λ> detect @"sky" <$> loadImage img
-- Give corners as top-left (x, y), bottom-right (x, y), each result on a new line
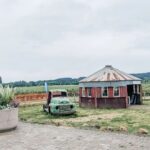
top-left (0, 0), bottom-right (150, 83)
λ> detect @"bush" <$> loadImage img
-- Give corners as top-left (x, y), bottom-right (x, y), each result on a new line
top-left (0, 84), bottom-right (16, 109)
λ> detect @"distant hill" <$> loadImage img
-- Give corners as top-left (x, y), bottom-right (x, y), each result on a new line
top-left (132, 72), bottom-right (150, 80)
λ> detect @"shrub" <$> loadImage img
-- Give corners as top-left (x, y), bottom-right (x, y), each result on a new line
top-left (0, 84), bottom-right (17, 109)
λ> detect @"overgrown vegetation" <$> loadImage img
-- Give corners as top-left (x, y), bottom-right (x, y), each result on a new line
top-left (19, 100), bottom-right (150, 135)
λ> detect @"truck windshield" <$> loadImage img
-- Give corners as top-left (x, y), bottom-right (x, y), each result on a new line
top-left (52, 92), bottom-right (67, 97)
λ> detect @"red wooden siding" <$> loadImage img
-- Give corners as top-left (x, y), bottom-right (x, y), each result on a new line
top-left (97, 97), bottom-right (127, 108)
top-left (120, 86), bottom-right (127, 97)
top-left (80, 97), bottom-right (128, 108)
top-left (91, 88), bottom-right (96, 97)
top-left (80, 97), bottom-right (96, 108)
top-left (79, 85), bottom-right (132, 108)
top-left (85, 88), bottom-right (88, 97)
top-left (96, 87), bottom-right (101, 98)
top-left (108, 87), bottom-right (113, 97)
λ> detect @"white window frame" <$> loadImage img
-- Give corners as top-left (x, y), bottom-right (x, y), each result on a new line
top-left (113, 87), bottom-right (120, 97)
top-left (102, 87), bottom-right (108, 97)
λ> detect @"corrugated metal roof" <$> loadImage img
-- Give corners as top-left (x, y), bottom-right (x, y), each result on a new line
top-left (80, 65), bottom-right (141, 82)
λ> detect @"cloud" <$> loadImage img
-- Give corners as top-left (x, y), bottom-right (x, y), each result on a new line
top-left (0, 0), bottom-right (150, 82)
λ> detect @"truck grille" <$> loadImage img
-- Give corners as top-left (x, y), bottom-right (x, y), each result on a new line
top-left (59, 105), bottom-right (71, 112)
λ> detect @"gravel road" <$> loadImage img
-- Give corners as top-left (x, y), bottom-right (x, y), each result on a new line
top-left (0, 122), bottom-right (149, 150)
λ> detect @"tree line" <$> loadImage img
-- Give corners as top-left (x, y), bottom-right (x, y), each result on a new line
top-left (1, 72), bottom-right (150, 88)
top-left (3, 77), bottom-right (85, 87)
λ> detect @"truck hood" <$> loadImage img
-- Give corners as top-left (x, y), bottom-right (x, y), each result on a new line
top-left (51, 97), bottom-right (70, 104)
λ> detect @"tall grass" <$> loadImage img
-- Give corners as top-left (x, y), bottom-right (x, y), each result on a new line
top-left (0, 84), bottom-right (15, 108)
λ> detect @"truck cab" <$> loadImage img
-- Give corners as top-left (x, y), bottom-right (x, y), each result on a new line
top-left (43, 89), bottom-right (76, 115)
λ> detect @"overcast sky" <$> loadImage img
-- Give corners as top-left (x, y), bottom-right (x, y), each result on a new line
top-left (0, 0), bottom-right (150, 82)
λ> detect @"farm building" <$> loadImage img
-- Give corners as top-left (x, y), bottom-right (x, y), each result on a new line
top-left (79, 65), bottom-right (142, 108)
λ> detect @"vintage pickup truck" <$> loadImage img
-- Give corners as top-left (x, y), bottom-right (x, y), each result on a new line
top-left (43, 89), bottom-right (76, 115)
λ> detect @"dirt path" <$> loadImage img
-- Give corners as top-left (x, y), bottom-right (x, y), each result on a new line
top-left (0, 122), bottom-right (149, 150)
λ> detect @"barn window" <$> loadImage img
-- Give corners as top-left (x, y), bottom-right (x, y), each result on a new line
top-left (102, 87), bottom-right (108, 97)
top-left (87, 88), bottom-right (92, 97)
top-left (82, 88), bottom-right (85, 97)
top-left (114, 87), bottom-right (120, 97)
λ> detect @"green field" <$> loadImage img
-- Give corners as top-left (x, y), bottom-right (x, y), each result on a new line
top-left (19, 100), bottom-right (150, 135)
top-left (15, 83), bottom-right (150, 96)
top-left (143, 84), bottom-right (150, 96)
top-left (15, 85), bottom-right (78, 95)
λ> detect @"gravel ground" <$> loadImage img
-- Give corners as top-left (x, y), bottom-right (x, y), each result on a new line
top-left (0, 122), bottom-right (150, 150)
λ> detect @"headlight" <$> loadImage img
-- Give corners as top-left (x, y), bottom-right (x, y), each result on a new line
top-left (56, 106), bottom-right (59, 109)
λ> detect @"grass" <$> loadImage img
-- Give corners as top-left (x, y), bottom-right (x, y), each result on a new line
top-left (19, 100), bottom-right (150, 135)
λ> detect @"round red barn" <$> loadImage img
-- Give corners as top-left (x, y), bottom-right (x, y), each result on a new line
top-left (79, 65), bottom-right (142, 108)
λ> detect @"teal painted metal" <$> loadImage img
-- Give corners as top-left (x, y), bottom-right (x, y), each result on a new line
top-left (50, 97), bottom-right (76, 115)
top-left (43, 89), bottom-right (76, 115)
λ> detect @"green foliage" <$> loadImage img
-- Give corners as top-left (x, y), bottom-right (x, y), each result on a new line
top-left (0, 84), bottom-right (15, 108)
